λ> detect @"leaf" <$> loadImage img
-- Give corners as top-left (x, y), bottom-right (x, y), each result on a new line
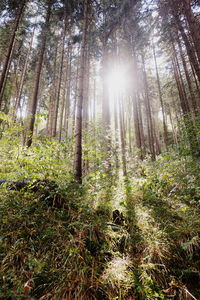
top-left (119, 201), bottom-right (126, 207)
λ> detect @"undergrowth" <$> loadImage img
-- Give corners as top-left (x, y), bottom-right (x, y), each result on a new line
top-left (0, 128), bottom-right (200, 299)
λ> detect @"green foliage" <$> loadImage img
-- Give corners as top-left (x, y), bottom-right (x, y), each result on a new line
top-left (129, 151), bottom-right (200, 298)
top-left (0, 179), bottom-right (110, 299)
top-left (0, 114), bottom-right (73, 182)
top-left (177, 112), bottom-right (200, 158)
top-left (0, 116), bottom-right (200, 298)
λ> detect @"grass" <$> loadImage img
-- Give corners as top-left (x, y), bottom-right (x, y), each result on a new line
top-left (0, 135), bottom-right (200, 299)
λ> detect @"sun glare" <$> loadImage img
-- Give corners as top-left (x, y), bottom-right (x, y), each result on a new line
top-left (107, 67), bottom-right (128, 97)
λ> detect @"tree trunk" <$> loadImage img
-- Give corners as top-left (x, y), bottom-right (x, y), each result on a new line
top-left (182, 0), bottom-right (200, 64)
top-left (152, 41), bottom-right (168, 147)
top-left (133, 93), bottom-right (143, 159)
top-left (46, 42), bottom-right (58, 137)
top-left (118, 97), bottom-right (127, 177)
top-left (25, 0), bottom-right (52, 147)
top-left (114, 96), bottom-right (120, 169)
top-left (0, 0), bottom-right (26, 108)
top-left (172, 58), bottom-right (200, 157)
top-left (13, 27), bottom-right (35, 119)
top-left (142, 57), bottom-right (156, 161)
top-left (52, 20), bottom-right (67, 137)
top-left (177, 33), bottom-right (198, 112)
top-left (72, 63), bottom-right (79, 136)
top-left (173, 10), bottom-right (200, 83)
top-left (74, 0), bottom-right (90, 183)
top-left (101, 41), bottom-right (112, 172)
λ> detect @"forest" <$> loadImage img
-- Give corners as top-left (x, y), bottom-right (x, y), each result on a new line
top-left (0, 0), bottom-right (200, 299)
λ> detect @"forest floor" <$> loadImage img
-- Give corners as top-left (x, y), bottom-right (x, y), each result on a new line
top-left (93, 176), bottom-right (200, 300)
top-left (0, 143), bottom-right (200, 299)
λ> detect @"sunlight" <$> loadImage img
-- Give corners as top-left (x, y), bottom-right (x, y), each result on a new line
top-left (107, 66), bottom-right (128, 96)
top-left (101, 256), bottom-right (133, 290)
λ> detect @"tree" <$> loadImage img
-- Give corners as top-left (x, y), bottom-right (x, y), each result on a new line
top-left (0, 0), bottom-right (27, 109)
top-left (74, 0), bottom-right (90, 183)
top-left (25, 0), bottom-right (52, 147)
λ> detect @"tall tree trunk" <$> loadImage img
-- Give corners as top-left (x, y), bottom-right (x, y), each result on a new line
top-left (83, 44), bottom-right (91, 175)
top-left (74, 0), bottom-right (90, 183)
top-left (190, 59), bottom-right (200, 107)
top-left (172, 58), bottom-right (189, 115)
top-left (13, 27), bottom-right (35, 119)
top-left (173, 10), bottom-right (200, 83)
top-left (168, 104), bottom-right (178, 145)
top-left (0, 0), bottom-right (26, 108)
top-left (177, 33), bottom-right (198, 112)
top-left (118, 97), bottom-right (127, 177)
top-left (152, 42), bottom-right (168, 147)
top-left (101, 41), bottom-right (112, 172)
top-left (59, 45), bottom-right (70, 142)
top-left (114, 96), bottom-right (120, 169)
top-left (182, 0), bottom-right (200, 64)
top-left (52, 19), bottom-right (67, 137)
top-left (46, 42), bottom-right (58, 137)
top-left (142, 57), bottom-right (156, 161)
top-left (137, 94), bottom-right (146, 158)
top-left (63, 45), bottom-right (72, 138)
top-left (133, 93), bottom-right (143, 159)
top-left (172, 58), bottom-right (200, 157)
top-left (72, 63), bottom-right (79, 136)
top-left (172, 39), bottom-right (191, 114)
top-left (25, 0), bottom-right (52, 147)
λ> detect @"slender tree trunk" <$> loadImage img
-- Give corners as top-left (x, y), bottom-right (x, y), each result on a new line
top-left (59, 45), bottom-right (70, 142)
top-left (101, 41), bottom-right (112, 172)
top-left (182, 0), bottom-right (200, 64)
top-left (137, 94), bottom-right (146, 158)
top-left (92, 69), bottom-right (96, 123)
top-left (142, 57), bottom-right (156, 161)
top-left (118, 97), bottom-right (127, 177)
top-left (177, 33), bottom-right (197, 112)
top-left (174, 11), bottom-right (200, 83)
top-left (114, 96), bottom-right (120, 169)
top-left (152, 42), bottom-right (168, 147)
top-left (13, 27), bottom-right (35, 119)
top-left (64, 45), bottom-right (72, 138)
top-left (25, 0), bottom-right (52, 147)
top-left (128, 103), bottom-right (132, 156)
top-left (46, 42), bottom-right (58, 137)
top-left (168, 104), bottom-right (178, 145)
top-left (72, 63), bottom-right (79, 136)
top-left (83, 44), bottom-right (91, 175)
top-left (133, 93), bottom-right (143, 159)
top-left (172, 58), bottom-right (189, 115)
top-left (74, 0), bottom-right (90, 183)
top-left (190, 60), bottom-right (200, 106)
top-left (172, 58), bottom-right (200, 157)
top-left (172, 42), bottom-right (191, 114)
top-left (52, 20), bottom-right (67, 137)
top-left (0, 0), bottom-right (26, 108)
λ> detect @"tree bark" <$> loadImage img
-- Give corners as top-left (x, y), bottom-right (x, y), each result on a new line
top-left (25, 0), bottom-right (52, 147)
top-left (74, 0), bottom-right (90, 183)
top-left (52, 19), bottom-right (67, 137)
top-left (13, 27), bottom-right (35, 119)
top-left (118, 97), bottom-right (127, 177)
top-left (142, 56), bottom-right (156, 161)
top-left (0, 0), bottom-right (26, 108)
top-left (182, 0), bottom-right (200, 64)
top-left (173, 7), bottom-right (200, 83)
top-left (152, 42), bottom-right (168, 147)
top-left (177, 33), bottom-right (198, 112)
